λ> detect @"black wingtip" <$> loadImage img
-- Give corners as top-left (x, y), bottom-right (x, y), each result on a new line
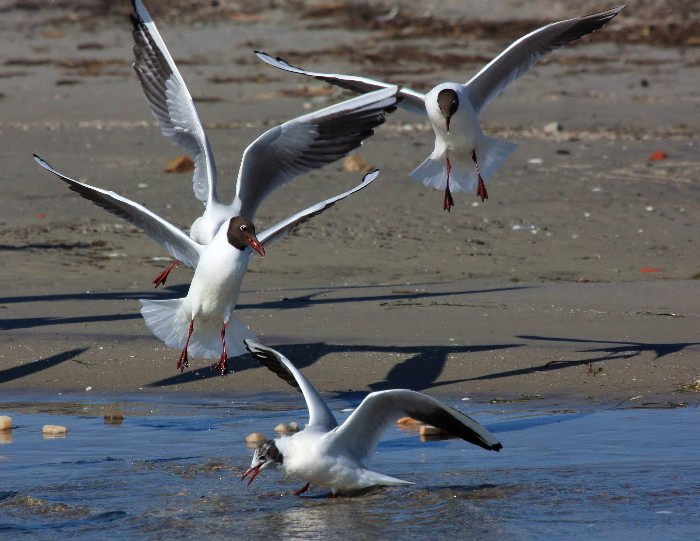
top-left (32, 153), bottom-right (48, 167)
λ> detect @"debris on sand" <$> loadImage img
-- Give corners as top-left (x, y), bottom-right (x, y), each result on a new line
top-left (245, 432), bottom-right (267, 442)
top-left (42, 425), bottom-right (68, 437)
top-left (164, 156), bottom-right (194, 174)
top-left (342, 154), bottom-right (372, 173)
top-left (274, 422), bottom-right (299, 434)
top-left (0, 416), bottom-right (12, 430)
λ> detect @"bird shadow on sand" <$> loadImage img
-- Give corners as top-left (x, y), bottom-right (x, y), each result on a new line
top-left (145, 341), bottom-right (522, 390)
top-left (461, 334), bottom-right (700, 382)
top-left (0, 347), bottom-right (88, 384)
top-left (237, 285), bottom-right (531, 311)
top-left (0, 280), bottom-right (451, 305)
top-left (0, 284), bottom-right (531, 331)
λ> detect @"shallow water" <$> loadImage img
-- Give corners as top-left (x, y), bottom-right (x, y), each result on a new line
top-left (0, 392), bottom-right (698, 540)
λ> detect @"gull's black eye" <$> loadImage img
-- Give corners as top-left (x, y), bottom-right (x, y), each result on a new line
top-left (240, 225), bottom-right (247, 232)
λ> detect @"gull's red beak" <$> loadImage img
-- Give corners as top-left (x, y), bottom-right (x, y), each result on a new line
top-left (445, 115), bottom-right (451, 133)
top-left (241, 463), bottom-right (263, 486)
top-left (245, 233), bottom-right (265, 258)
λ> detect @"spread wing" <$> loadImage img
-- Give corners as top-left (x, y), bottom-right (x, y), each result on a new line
top-left (255, 51), bottom-right (427, 116)
top-left (256, 169), bottom-right (379, 248)
top-left (131, 0), bottom-right (218, 207)
top-left (328, 389), bottom-right (502, 461)
top-left (33, 154), bottom-right (202, 268)
top-left (233, 87), bottom-right (396, 221)
top-left (465, 6), bottom-right (625, 114)
top-left (244, 340), bottom-right (338, 430)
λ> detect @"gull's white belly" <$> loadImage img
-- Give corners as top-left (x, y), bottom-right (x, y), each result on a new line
top-left (186, 245), bottom-right (248, 320)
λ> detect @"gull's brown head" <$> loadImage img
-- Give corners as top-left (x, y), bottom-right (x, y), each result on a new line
top-left (227, 216), bottom-right (265, 257)
top-left (437, 89), bottom-right (459, 132)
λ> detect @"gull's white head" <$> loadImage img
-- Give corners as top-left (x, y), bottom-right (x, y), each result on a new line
top-left (241, 440), bottom-right (283, 486)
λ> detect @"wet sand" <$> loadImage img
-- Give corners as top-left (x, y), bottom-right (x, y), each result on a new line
top-left (1, 1), bottom-right (698, 402)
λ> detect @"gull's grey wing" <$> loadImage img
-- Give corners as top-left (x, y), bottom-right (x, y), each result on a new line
top-left (131, 0), bottom-right (218, 207)
top-left (328, 389), bottom-right (502, 460)
top-left (33, 154), bottom-right (202, 268)
top-left (465, 5), bottom-right (625, 114)
top-left (256, 169), bottom-right (378, 248)
top-left (233, 87), bottom-right (396, 221)
top-left (255, 51), bottom-right (427, 116)
top-left (244, 340), bottom-right (338, 430)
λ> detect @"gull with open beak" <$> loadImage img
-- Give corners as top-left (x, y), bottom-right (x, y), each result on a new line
top-left (242, 340), bottom-right (502, 495)
top-left (34, 154), bottom-right (379, 376)
top-left (130, 0), bottom-right (399, 286)
top-left (256, 6), bottom-right (625, 210)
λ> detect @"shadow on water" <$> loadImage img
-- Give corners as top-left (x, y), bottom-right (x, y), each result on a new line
top-left (462, 335), bottom-right (700, 382)
top-left (0, 285), bottom-right (532, 331)
top-left (146, 341), bottom-right (523, 391)
top-left (0, 348), bottom-right (88, 384)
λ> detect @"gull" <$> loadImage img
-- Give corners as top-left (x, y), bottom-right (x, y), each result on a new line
top-left (130, 0), bottom-right (399, 286)
top-left (33, 154), bottom-right (379, 376)
top-left (241, 340), bottom-right (502, 495)
top-left (256, 6), bottom-right (625, 211)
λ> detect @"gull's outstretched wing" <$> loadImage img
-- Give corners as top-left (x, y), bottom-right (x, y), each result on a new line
top-left (131, 0), bottom-right (218, 207)
top-left (465, 6), bottom-right (625, 114)
top-left (244, 340), bottom-right (338, 430)
top-left (328, 389), bottom-right (502, 460)
top-left (255, 51), bottom-right (427, 116)
top-left (233, 87), bottom-right (396, 221)
top-left (256, 169), bottom-right (378, 248)
top-left (33, 154), bottom-right (202, 268)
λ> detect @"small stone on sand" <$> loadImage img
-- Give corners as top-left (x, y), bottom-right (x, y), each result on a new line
top-left (164, 155), bottom-right (195, 173)
top-left (396, 417), bottom-right (421, 425)
top-left (274, 422), bottom-right (300, 434)
top-left (246, 432), bottom-right (266, 445)
top-left (342, 154), bottom-right (371, 173)
top-left (544, 121), bottom-right (562, 133)
top-left (104, 412), bottom-right (124, 425)
top-left (0, 416), bottom-right (12, 430)
top-left (419, 425), bottom-right (449, 436)
top-left (42, 425), bottom-right (68, 437)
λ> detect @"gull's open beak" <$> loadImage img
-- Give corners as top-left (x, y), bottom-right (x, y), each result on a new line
top-left (245, 233), bottom-right (265, 258)
top-left (241, 463), bottom-right (263, 486)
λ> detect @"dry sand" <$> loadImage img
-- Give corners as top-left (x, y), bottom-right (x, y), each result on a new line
top-left (1, 1), bottom-right (698, 403)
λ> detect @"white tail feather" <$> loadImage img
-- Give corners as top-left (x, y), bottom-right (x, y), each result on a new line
top-left (140, 298), bottom-right (190, 350)
top-left (224, 313), bottom-right (258, 359)
top-left (140, 298), bottom-right (256, 360)
top-left (410, 135), bottom-right (516, 193)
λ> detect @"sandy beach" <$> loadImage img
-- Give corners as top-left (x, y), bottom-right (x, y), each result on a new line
top-left (1, 0), bottom-right (698, 403)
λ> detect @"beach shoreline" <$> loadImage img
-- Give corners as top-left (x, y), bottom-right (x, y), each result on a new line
top-left (1, 1), bottom-right (698, 404)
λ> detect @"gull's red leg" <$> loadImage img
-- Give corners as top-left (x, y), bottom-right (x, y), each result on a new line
top-left (443, 157), bottom-right (454, 212)
top-left (215, 322), bottom-right (228, 376)
top-left (153, 259), bottom-right (180, 288)
top-left (472, 149), bottom-right (488, 202)
top-left (176, 319), bottom-right (194, 372)
top-left (293, 482), bottom-right (311, 496)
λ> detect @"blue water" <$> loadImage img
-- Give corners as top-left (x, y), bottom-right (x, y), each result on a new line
top-left (1, 392), bottom-right (698, 540)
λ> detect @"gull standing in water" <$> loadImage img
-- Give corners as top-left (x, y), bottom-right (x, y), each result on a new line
top-left (242, 340), bottom-right (502, 495)
top-left (130, 0), bottom-right (399, 286)
top-left (34, 154), bottom-right (379, 376)
top-left (256, 6), bottom-right (625, 210)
